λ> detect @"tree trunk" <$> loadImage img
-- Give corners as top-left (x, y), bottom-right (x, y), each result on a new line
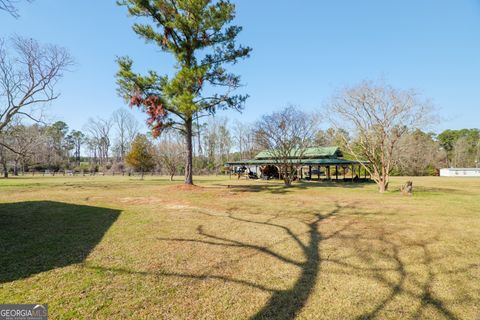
top-left (378, 178), bottom-right (388, 193)
top-left (170, 173), bottom-right (174, 181)
top-left (141, 170), bottom-right (144, 180)
top-left (379, 183), bottom-right (385, 193)
top-left (282, 165), bottom-right (292, 186)
top-left (184, 117), bottom-right (194, 185)
top-left (13, 161), bottom-right (18, 176)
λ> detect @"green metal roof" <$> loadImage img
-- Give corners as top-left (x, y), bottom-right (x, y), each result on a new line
top-left (225, 158), bottom-right (367, 167)
top-left (225, 146), bottom-right (369, 167)
top-left (255, 146), bottom-right (341, 160)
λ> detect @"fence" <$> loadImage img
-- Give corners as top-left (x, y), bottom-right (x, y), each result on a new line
top-left (19, 170), bottom-right (169, 177)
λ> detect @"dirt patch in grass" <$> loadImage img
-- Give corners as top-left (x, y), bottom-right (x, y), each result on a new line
top-left (168, 184), bottom-right (205, 192)
top-left (119, 197), bottom-right (166, 205)
top-left (164, 204), bottom-right (194, 210)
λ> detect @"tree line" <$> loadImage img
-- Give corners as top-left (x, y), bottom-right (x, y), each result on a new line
top-left (1, 103), bottom-right (478, 178)
top-left (0, 110), bottom-right (255, 178)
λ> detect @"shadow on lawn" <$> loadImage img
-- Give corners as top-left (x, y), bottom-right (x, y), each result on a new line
top-left (0, 201), bottom-right (120, 283)
top-left (156, 203), bottom-right (352, 319)
top-left (90, 203), bottom-right (467, 319)
top-left (333, 230), bottom-right (465, 320)
top-left (215, 180), bottom-right (372, 195)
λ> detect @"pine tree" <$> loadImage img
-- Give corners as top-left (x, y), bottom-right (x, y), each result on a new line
top-left (116, 0), bottom-right (251, 185)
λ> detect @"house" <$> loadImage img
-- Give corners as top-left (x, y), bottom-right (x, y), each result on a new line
top-left (439, 168), bottom-right (480, 177)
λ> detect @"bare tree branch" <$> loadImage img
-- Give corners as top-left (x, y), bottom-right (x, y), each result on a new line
top-left (112, 109), bottom-right (140, 161)
top-left (155, 132), bottom-right (185, 181)
top-left (0, 36), bottom-right (73, 134)
top-left (84, 117), bottom-right (113, 165)
top-left (0, 0), bottom-right (33, 18)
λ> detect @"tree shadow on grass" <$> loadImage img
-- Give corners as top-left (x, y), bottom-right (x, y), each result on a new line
top-left (213, 180), bottom-right (373, 195)
top-left (85, 204), bottom-right (345, 319)
top-left (162, 206), bottom-right (467, 319)
top-left (327, 226), bottom-right (470, 320)
top-left (0, 201), bottom-right (120, 283)
top-left (87, 203), bottom-right (468, 319)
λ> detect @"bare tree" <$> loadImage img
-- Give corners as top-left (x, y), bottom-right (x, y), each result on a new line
top-left (8, 121), bottom-right (45, 174)
top-left (85, 137), bottom-right (98, 167)
top-left (156, 133), bottom-right (185, 181)
top-left (0, 37), bottom-right (72, 140)
top-left (328, 80), bottom-right (434, 192)
top-left (255, 106), bottom-right (318, 186)
top-left (232, 120), bottom-right (246, 158)
top-left (396, 129), bottom-right (444, 176)
top-left (232, 121), bottom-right (258, 160)
top-left (0, 0), bottom-right (32, 18)
top-left (452, 136), bottom-right (474, 168)
top-left (0, 128), bottom-right (14, 177)
top-left (314, 128), bottom-right (350, 148)
top-left (112, 109), bottom-right (139, 161)
top-left (0, 144), bottom-right (10, 177)
top-left (201, 117), bottom-right (232, 172)
top-left (84, 118), bottom-right (113, 165)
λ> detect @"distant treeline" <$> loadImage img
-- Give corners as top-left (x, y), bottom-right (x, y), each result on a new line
top-left (1, 110), bottom-right (478, 178)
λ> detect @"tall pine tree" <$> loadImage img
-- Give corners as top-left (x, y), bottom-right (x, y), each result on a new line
top-left (116, 0), bottom-right (251, 185)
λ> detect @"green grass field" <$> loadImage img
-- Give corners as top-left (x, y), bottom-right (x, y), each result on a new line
top-left (0, 175), bottom-right (479, 319)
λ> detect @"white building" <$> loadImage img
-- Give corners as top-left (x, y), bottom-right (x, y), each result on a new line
top-left (440, 168), bottom-right (480, 177)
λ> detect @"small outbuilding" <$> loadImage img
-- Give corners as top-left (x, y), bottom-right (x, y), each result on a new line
top-left (439, 168), bottom-right (480, 177)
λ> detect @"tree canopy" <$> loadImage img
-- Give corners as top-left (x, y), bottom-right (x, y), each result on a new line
top-left (437, 129), bottom-right (480, 167)
top-left (126, 134), bottom-right (155, 178)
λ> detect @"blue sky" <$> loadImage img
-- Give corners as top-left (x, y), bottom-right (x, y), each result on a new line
top-left (2, 0), bottom-right (480, 133)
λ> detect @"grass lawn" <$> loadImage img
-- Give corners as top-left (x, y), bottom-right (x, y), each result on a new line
top-left (0, 175), bottom-right (479, 319)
